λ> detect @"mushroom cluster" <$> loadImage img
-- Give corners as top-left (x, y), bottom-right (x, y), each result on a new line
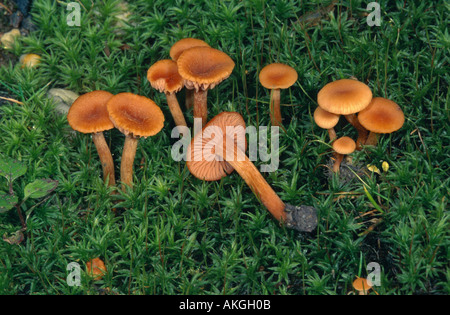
top-left (147, 38), bottom-right (235, 129)
top-left (314, 78), bottom-right (405, 173)
top-left (66, 37), bottom-right (319, 233)
top-left (68, 91), bottom-right (165, 190)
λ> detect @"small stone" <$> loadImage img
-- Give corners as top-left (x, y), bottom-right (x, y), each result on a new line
top-left (1, 28), bottom-right (21, 49)
top-left (47, 88), bottom-right (80, 116)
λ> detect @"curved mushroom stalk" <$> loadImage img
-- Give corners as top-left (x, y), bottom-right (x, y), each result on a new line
top-left (91, 132), bottom-right (116, 187)
top-left (364, 132), bottom-right (378, 146)
top-left (344, 114), bottom-right (368, 150)
top-left (187, 111), bottom-right (317, 232)
top-left (165, 92), bottom-right (187, 129)
top-left (218, 135), bottom-right (317, 232)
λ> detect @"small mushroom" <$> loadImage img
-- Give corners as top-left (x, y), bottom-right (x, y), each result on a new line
top-left (332, 136), bottom-right (356, 173)
top-left (258, 63), bottom-right (298, 127)
top-left (317, 79), bottom-right (373, 150)
top-left (106, 92), bottom-right (164, 189)
top-left (177, 46), bottom-right (235, 127)
top-left (313, 106), bottom-right (340, 141)
top-left (147, 59), bottom-right (187, 130)
top-left (67, 90), bottom-right (116, 187)
top-left (186, 112), bottom-right (318, 232)
top-left (86, 257), bottom-right (107, 281)
top-left (352, 277), bottom-right (373, 295)
top-left (169, 38), bottom-right (211, 110)
top-left (357, 97), bottom-right (405, 146)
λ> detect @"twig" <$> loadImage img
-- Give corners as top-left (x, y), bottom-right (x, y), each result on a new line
top-left (0, 96), bottom-right (23, 105)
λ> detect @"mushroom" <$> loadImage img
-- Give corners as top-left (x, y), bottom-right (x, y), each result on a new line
top-left (352, 277), bottom-right (373, 295)
top-left (313, 106), bottom-right (340, 141)
top-left (357, 97), bottom-right (405, 146)
top-left (177, 46), bottom-right (235, 127)
top-left (106, 92), bottom-right (164, 189)
top-left (147, 59), bottom-right (187, 130)
top-left (86, 257), bottom-right (107, 281)
top-left (67, 90), bottom-right (116, 187)
top-left (317, 79), bottom-right (372, 150)
top-left (186, 112), bottom-right (318, 232)
top-left (169, 38), bottom-right (211, 110)
top-left (258, 63), bottom-right (298, 127)
top-left (332, 136), bottom-right (356, 173)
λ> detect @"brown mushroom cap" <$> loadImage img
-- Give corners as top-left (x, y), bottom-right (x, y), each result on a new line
top-left (147, 59), bottom-right (184, 94)
top-left (169, 38), bottom-right (210, 61)
top-left (177, 46), bottom-right (235, 92)
top-left (314, 106), bottom-right (340, 129)
top-left (106, 92), bottom-right (165, 138)
top-left (357, 97), bottom-right (405, 133)
top-left (67, 90), bottom-right (114, 134)
top-left (259, 63), bottom-right (298, 89)
top-left (317, 79), bottom-right (373, 115)
top-left (187, 112), bottom-right (247, 181)
top-left (332, 136), bottom-right (356, 155)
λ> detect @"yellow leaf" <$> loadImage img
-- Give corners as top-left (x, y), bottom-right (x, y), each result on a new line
top-left (367, 164), bottom-right (381, 175)
top-left (382, 161), bottom-right (389, 172)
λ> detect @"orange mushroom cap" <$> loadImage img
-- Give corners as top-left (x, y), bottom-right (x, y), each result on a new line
top-left (259, 63), bottom-right (298, 89)
top-left (187, 112), bottom-right (247, 181)
top-left (147, 59), bottom-right (184, 94)
top-left (86, 257), bottom-right (107, 281)
top-left (169, 38), bottom-right (210, 61)
top-left (67, 90), bottom-right (114, 134)
top-left (357, 97), bottom-right (405, 134)
top-left (314, 106), bottom-right (340, 129)
top-left (177, 46), bottom-right (235, 92)
top-left (106, 92), bottom-right (165, 138)
top-left (352, 277), bottom-right (373, 293)
top-left (317, 79), bottom-right (373, 115)
top-left (332, 136), bottom-right (356, 155)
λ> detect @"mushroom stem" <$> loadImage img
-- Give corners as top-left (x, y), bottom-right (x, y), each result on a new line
top-left (185, 89), bottom-right (194, 109)
top-left (165, 92), bottom-right (187, 128)
top-left (344, 114), bottom-right (368, 150)
top-left (120, 134), bottom-right (139, 189)
top-left (91, 132), bottom-right (115, 187)
top-left (333, 153), bottom-right (344, 173)
top-left (365, 132), bottom-right (378, 146)
top-left (218, 136), bottom-right (317, 232)
top-left (327, 128), bottom-right (337, 142)
top-left (270, 89), bottom-right (282, 126)
top-left (194, 89), bottom-right (208, 127)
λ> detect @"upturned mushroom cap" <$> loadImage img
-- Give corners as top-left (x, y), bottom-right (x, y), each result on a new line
top-left (67, 90), bottom-right (114, 134)
top-left (106, 92), bottom-right (165, 138)
top-left (317, 79), bottom-right (373, 115)
top-left (169, 38), bottom-right (210, 61)
top-left (187, 112), bottom-right (247, 181)
top-left (314, 106), bottom-right (340, 129)
top-left (332, 136), bottom-right (356, 155)
top-left (259, 63), bottom-right (298, 89)
top-left (357, 97), bottom-right (405, 134)
top-left (177, 46), bottom-right (235, 92)
top-left (147, 59), bottom-right (184, 94)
